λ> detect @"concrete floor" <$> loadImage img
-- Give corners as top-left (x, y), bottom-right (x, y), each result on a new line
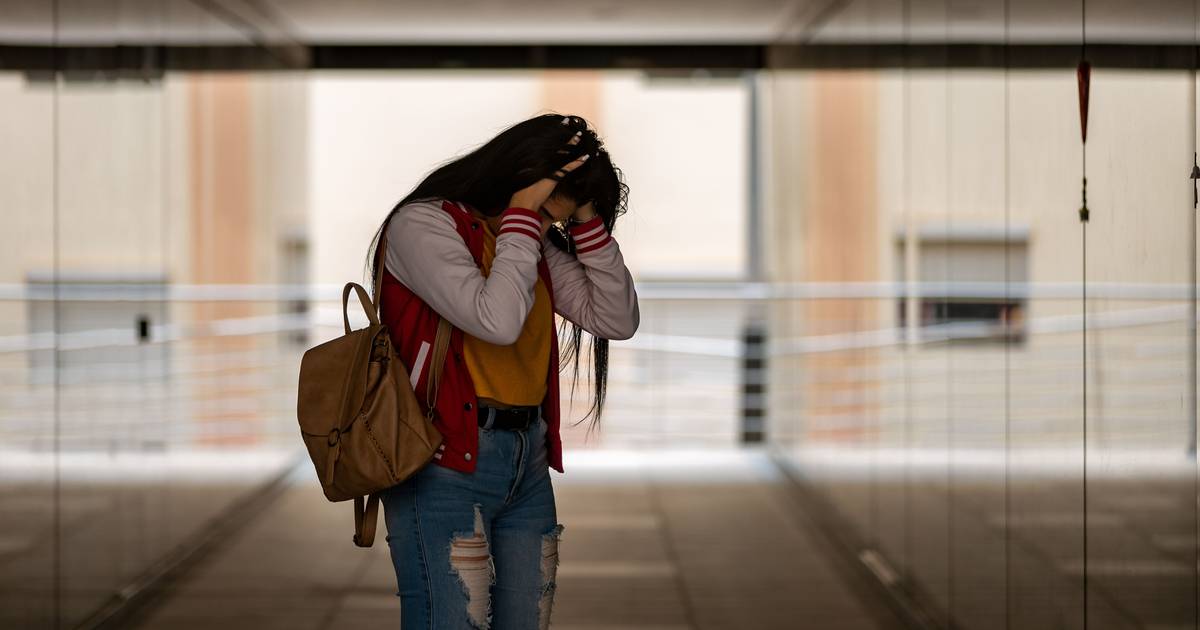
top-left (127, 450), bottom-right (904, 630)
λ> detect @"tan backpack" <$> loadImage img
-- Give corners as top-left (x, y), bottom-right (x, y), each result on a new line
top-left (296, 229), bottom-right (449, 547)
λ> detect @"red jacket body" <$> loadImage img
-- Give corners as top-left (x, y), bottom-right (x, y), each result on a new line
top-left (379, 200), bottom-right (564, 473)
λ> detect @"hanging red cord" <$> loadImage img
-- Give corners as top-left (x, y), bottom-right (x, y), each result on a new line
top-left (1077, 60), bottom-right (1091, 222)
top-left (1076, 60), bottom-right (1091, 144)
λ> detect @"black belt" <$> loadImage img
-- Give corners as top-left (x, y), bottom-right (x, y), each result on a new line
top-left (477, 404), bottom-right (539, 430)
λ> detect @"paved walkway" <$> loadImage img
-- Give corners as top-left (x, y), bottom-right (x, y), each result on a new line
top-left (130, 449), bottom-right (903, 630)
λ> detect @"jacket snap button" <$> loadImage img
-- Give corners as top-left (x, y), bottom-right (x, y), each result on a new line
top-left (464, 402), bottom-right (473, 411)
top-left (471, 223), bottom-right (479, 230)
top-left (464, 453), bottom-right (473, 461)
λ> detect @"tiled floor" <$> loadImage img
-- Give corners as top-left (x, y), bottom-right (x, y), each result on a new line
top-left (128, 450), bottom-right (903, 630)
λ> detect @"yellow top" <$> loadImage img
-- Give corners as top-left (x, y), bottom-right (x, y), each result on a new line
top-left (463, 220), bottom-right (552, 406)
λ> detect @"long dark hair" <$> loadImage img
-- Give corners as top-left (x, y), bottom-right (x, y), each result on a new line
top-left (366, 113), bottom-right (629, 431)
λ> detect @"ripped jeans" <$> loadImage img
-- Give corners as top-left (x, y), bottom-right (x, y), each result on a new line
top-left (380, 411), bottom-right (563, 630)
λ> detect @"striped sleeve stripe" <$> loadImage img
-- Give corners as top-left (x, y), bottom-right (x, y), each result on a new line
top-left (498, 207), bottom-right (542, 242)
top-left (573, 230), bottom-right (608, 250)
top-left (576, 233), bottom-right (612, 254)
top-left (499, 224), bottom-right (541, 241)
top-left (571, 223), bottom-right (606, 245)
top-left (569, 216), bottom-right (612, 254)
top-left (503, 214), bottom-right (541, 231)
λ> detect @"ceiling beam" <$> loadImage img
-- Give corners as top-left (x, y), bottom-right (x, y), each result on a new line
top-left (4, 42), bottom-right (1200, 73)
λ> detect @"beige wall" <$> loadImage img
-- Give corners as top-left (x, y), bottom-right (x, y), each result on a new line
top-left (763, 67), bottom-right (1198, 449)
top-left (0, 75), bottom-right (54, 340)
top-left (0, 72), bottom-right (307, 288)
top-left (762, 71), bottom-right (884, 443)
top-left (307, 71), bottom-right (545, 289)
top-left (0, 76), bottom-right (168, 282)
top-left (876, 69), bottom-right (1194, 311)
top-left (0, 72), bottom-right (308, 397)
top-left (306, 70), bottom-right (750, 290)
top-left (598, 72), bottom-right (748, 279)
top-left (763, 68), bottom-right (1196, 327)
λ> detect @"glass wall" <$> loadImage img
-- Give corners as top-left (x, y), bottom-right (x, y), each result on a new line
top-left (0, 5), bottom-right (311, 626)
top-left (763, 5), bottom-right (1200, 629)
top-left (0, 58), bottom-right (58, 630)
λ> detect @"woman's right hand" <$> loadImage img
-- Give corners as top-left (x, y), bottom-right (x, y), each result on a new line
top-left (508, 131), bottom-right (590, 230)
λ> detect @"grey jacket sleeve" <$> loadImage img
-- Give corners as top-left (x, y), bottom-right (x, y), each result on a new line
top-left (545, 215), bottom-right (640, 340)
top-left (383, 200), bottom-right (545, 346)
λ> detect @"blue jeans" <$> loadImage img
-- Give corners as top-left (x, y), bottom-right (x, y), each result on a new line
top-left (380, 411), bottom-right (563, 630)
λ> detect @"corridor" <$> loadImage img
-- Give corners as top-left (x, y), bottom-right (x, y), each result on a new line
top-left (126, 451), bottom-right (902, 630)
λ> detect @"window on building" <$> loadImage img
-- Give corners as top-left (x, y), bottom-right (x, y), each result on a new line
top-left (895, 225), bottom-right (1028, 344)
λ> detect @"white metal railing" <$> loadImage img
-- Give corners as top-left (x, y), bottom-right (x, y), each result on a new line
top-left (0, 282), bottom-right (1195, 358)
top-left (2, 280), bottom-right (1196, 302)
top-left (0, 281), bottom-right (1192, 458)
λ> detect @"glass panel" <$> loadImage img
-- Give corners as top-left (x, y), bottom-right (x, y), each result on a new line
top-left (161, 70), bottom-right (309, 568)
top-left (765, 2), bottom-right (1200, 628)
top-left (53, 66), bottom-right (167, 629)
top-left (0, 3), bottom-right (313, 625)
top-left (979, 64), bottom-right (1082, 628)
top-left (0, 65), bottom-right (57, 630)
top-left (1083, 68), bottom-right (1196, 628)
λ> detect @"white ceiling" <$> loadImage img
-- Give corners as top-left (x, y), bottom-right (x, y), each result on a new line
top-left (2, 0), bottom-right (1199, 46)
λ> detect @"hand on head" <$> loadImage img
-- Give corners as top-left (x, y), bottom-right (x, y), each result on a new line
top-left (509, 124), bottom-right (593, 235)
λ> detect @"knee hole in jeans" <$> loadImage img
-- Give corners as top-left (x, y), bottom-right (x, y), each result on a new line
top-left (537, 523), bottom-right (565, 630)
top-left (448, 503), bottom-right (495, 630)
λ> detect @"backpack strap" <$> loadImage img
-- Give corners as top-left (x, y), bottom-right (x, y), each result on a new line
top-left (375, 215), bottom-right (453, 408)
top-left (372, 224), bottom-right (389, 317)
top-left (353, 493), bottom-right (380, 547)
top-left (425, 317), bottom-right (452, 415)
top-left (342, 283), bottom-right (378, 335)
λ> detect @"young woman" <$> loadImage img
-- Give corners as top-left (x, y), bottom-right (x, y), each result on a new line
top-left (368, 114), bottom-right (639, 630)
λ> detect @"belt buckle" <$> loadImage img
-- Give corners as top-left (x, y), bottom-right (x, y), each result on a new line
top-left (479, 406), bottom-right (513, 430)
top-left (479, 405), bottom-right (537, 431)
top-left (512, 408), bottom-right (531, 430)
top-left (498, 408), bottom-right (522, 430)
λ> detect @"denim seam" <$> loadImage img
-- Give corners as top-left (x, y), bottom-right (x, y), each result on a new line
top-left (504, 429), bottom-right (528, 505)
top-left (412, 474), bottom-right (435, 630)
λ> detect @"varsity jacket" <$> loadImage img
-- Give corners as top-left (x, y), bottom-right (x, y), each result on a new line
top-left (379, 198), bottom-right (640, 474)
